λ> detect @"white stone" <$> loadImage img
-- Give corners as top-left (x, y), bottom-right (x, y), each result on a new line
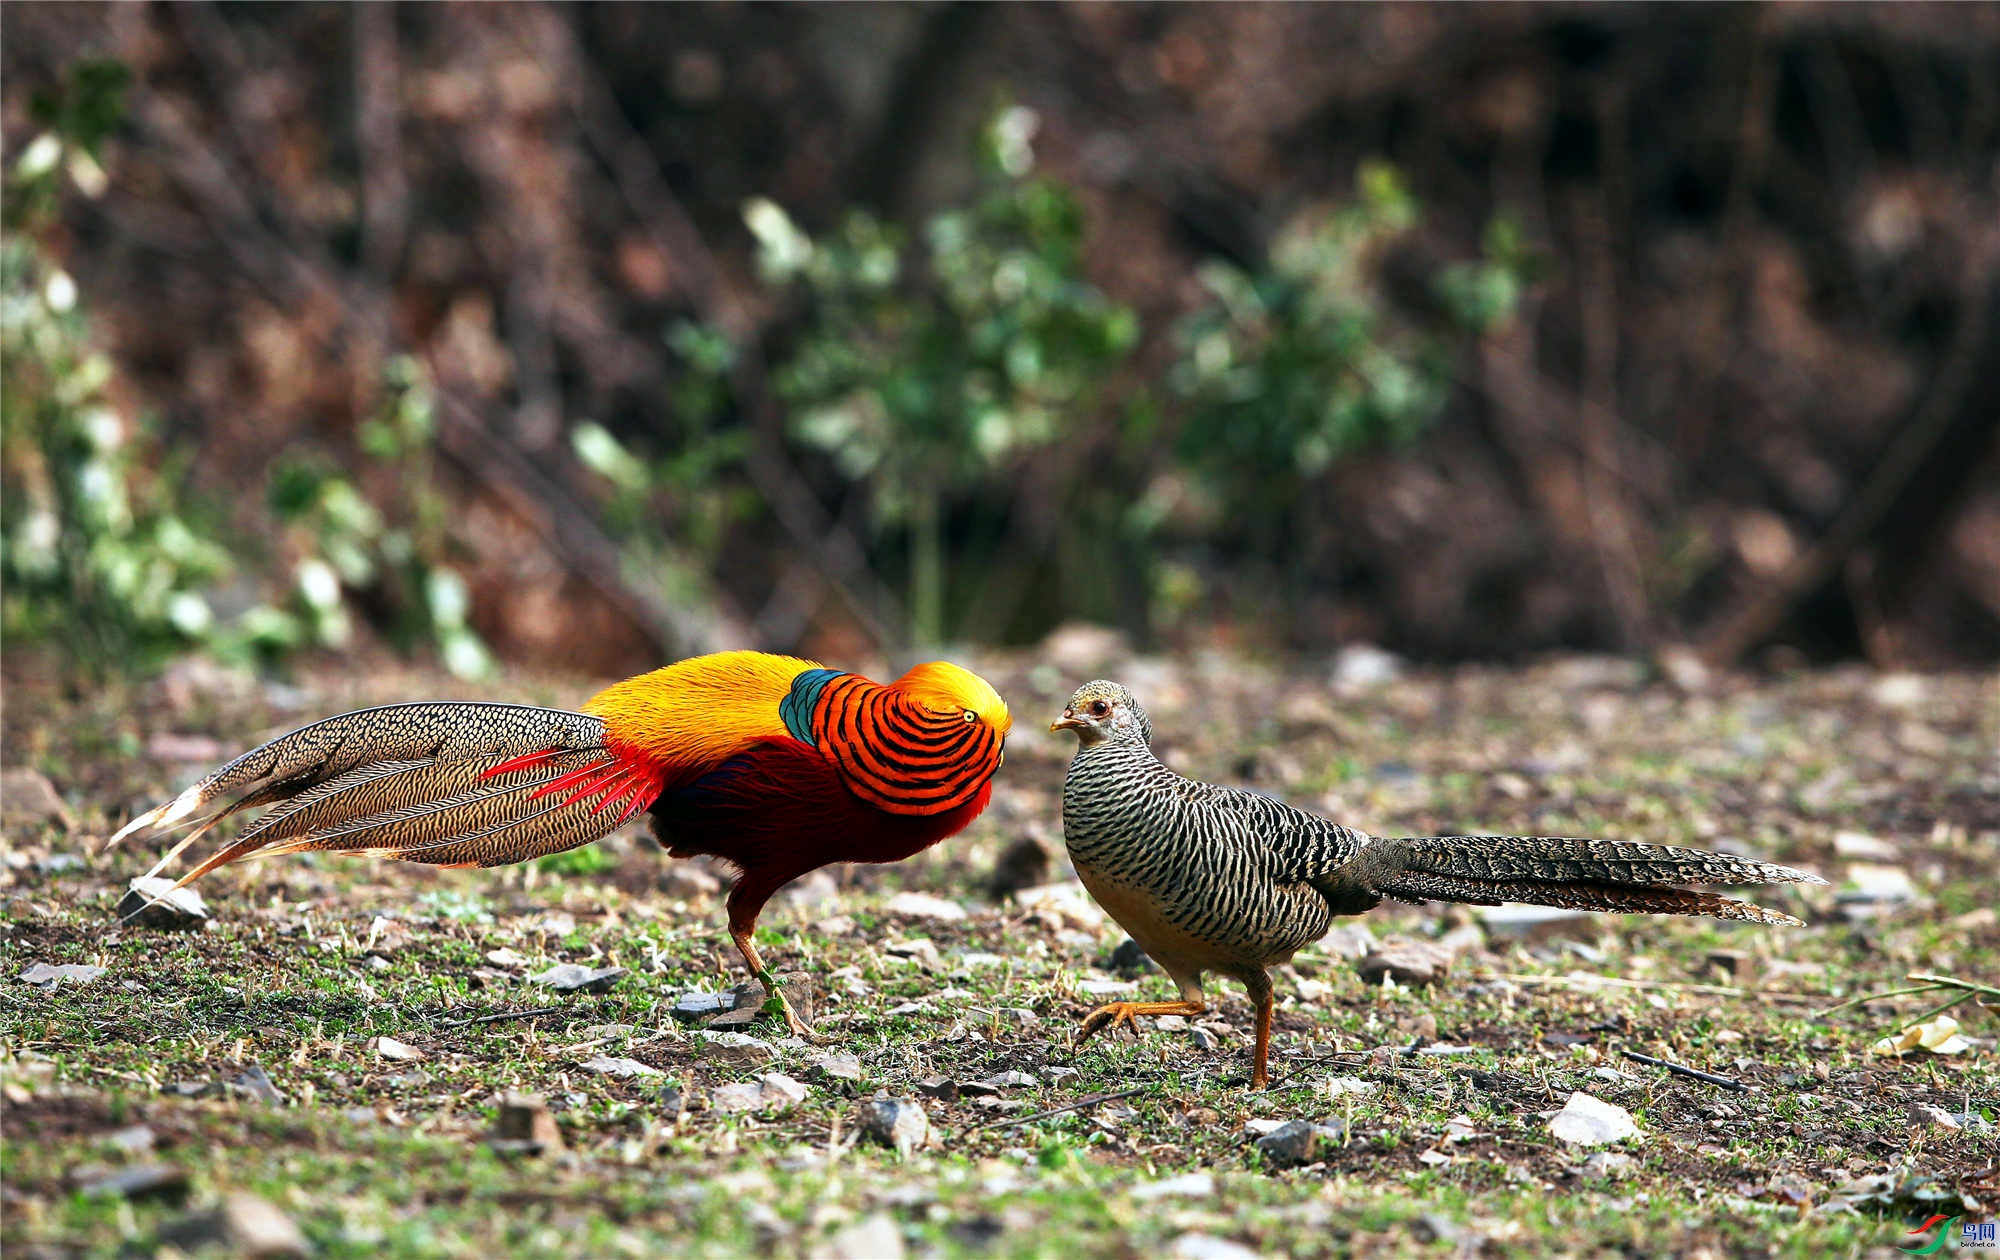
top-left (1832, 831), bottom-right (1900, 861)
top-left (884, 891), bottom-right (967, 922)
top-left (1168, 1234), bottom-right (1261, 1260)
top-left (1131, 1172), bottom-right (1214, 1201)
top-left (581, 1056), bottom-right (661, 1079)
top-left (812, 1213), bottom-right (904, 1260)
top-left (1548, 1091), bottom-right (1641, 1146)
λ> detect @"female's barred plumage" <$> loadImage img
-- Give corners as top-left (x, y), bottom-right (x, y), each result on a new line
top-left (1052, 679), bottom-right (1823, 1088)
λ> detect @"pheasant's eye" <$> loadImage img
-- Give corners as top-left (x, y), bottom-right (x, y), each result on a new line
top-left (1088, 700), bottom-right (1110, 718)
top-left (962, 709), bottom-right (978, 723)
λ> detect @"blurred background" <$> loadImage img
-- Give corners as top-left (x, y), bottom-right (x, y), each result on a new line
top-left (4, 2), bottom-right (1998, 685)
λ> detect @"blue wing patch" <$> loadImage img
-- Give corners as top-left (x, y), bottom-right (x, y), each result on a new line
top-left (778, 668), bottom-right (845, 745)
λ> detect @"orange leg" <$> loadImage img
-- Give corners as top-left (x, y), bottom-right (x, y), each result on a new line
top-left (1250, 987), bottom-right (1274, 1090)
top-left (1076, 999), bottom-right (1208, 1046)
top-left (730, 926), bottom-right (815, 1039)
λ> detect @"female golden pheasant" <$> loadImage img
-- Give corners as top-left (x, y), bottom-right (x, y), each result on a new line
top-left (112, 651), bottom-right (1012, 1033)
top-left (1052, 680), bottom-right (1822, 1088)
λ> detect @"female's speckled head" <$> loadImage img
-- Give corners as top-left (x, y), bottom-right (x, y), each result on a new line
top-left (1049, 680), bottom-right (1152, 747)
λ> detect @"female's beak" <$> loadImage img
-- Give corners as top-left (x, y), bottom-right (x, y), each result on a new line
top-left (1049, 708), bottom-right (1087, 733)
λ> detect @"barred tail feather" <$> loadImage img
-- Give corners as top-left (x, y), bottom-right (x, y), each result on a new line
top-left (110, 702), bottom-right (632, 887)
top-left (1373, 834), bottom-right (1823, 926)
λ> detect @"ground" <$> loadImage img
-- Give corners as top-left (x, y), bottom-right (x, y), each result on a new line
top-left (2, 648), bottom-right (1995, 1259)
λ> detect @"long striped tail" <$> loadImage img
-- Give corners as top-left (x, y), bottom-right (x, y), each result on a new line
top-left (107, 703), bottom-right (663, 888)
top-left (1364, 835), bottom-right (1824, 927)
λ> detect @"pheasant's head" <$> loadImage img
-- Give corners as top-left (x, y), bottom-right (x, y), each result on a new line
top-left (1051, 680), bottom-right (1152, 748)
top-left (895, 661), bottom-right (1014, 741)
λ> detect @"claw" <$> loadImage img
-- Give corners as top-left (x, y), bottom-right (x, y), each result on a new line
top-left (756, 968), bottom-right (826, 1042)
top-left (1076, 1001), bottom-right (1144, 1044)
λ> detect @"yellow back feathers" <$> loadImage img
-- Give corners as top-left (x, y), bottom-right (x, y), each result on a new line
top-left (582, 650), bottom-right (821, 768)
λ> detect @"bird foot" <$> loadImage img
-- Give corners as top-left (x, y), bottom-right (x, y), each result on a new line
top-left (756, 969), bottom-right (827, 1043)
top-left (1076, 1002), bottom-right (1149, 1045)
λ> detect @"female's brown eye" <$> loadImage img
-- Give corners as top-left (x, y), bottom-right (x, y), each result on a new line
top-left (1089, 700), bottom-right (1110, 717)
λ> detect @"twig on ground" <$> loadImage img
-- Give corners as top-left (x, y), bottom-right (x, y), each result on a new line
top-left (1814, 972), bottom-right (2000, 1029)
top-left (1489, 972), bottom-right (1824, 1003)
top-left (1620, 1047), bottom-right (1749, 1092)
top-left (440, 1006), bottom-right (565, 1029)
top-left (971, 1086), bottom-right (1148, 1132)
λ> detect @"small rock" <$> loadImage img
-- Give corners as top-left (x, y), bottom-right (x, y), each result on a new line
top-left (857, 1097), bottom-right (929, 1157)
top-left (1868, 673), bottom-right (1929, 709)
top-left (20, 962), bottom-right (106, 988)
top-left (659, 861), bottom-right (723, 899)
top-left (106, 1125), bottom-right (155, 1154)
top-left (1580, 1149), bottom-right (1635, 1179)
top-left (1318, 923), bottom-right (1376, 960)
top-left (1840, 863), bottom-right (1918, 904)
top-left (490, 1091), bottom-right (563, 1156)
top-left (1254, 1119), bottom-right (1347, 1169)
top-left (1168, 1233), bottom-right (1260, 1260)
top-left (1132, 1172), bottom-right (1215, 1200)
top-left (1357, 939), bottom-right (1455, 987)
top-left (778, 868), bottom-right (840, 911)
top-left (809, 1052), bottom-right (865, 1089)
top-left (371, 1036), bottom-right (424, 1062)
top-left (708, 972), bottom-right (815, 1029)
top-left (1001, 1006), bottom-right (1041, 1031)
top-left (884, 891), bottom-right (967, 922)
top-left (80, 1163), bottom-right (189, 1204)
top-left (529, 963), bottom-right (626, 994)
top-left (226, 1064), bottom-right (285, 1107)
top-left (710, 1074), bottom-right (808, 1114)
top-left (582, 1056), bottom-right (661, 1080)
top-left (670, 990), bottom-right (735, 1023)
top-left (577, 1023), bottom-right (636, 1042)
top-left (881, 938), bottom-right (942, 969)
top-left (2, 767), bottom-right (72, 831)
top-left (116, 878), bottom-right (209, 930)
top-left (1654, 644), bottom-right (1711, 693)
top-left (656, 1084), bottom-right (686, 1124)
top-left (1011, 881), bottom-right (1106, 930)
top-left (160, 1192), bottom-right (307, 1258)
top-left (978, 1070), bottom-right (1037, 1091)
top-left (1833, 830), bottom-right (1900, 861)
top-left (1548, 1091), bottom-right (1641, 1146)
top-left (1331, 644), bottom-right (1404, 690)
top-left (915, 1076), bottom-right (959, 1103)
top-left (1107, 938), bottom-right (1157, 976)
top-left (814, 1212), bottom-right (905, 1260)
top-left (1413, 1214), bottom-right (1466, 1245)
top-left (482, 947), bottom-right (530, 968)
top-left (35, 852), bottom-right (84, 874)
top-left (1472, 903), bottom-right (1593, 942)
top-left (1316, 1076), bottom-right (1377, 1098)
top-left (1907, 1103), bottom-right (1960, 1130)
top-left (690, 1031), bottom-right (778, 1068)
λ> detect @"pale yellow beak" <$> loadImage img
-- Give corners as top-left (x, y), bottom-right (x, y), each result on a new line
top-left (1049, 708), bottom-right (1087, 733)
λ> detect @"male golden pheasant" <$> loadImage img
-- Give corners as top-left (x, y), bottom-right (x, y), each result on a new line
top-left (1051, 680), bottom-right (1823, 1088)
top-left (112, 651), bottom-right (1012, 1033)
